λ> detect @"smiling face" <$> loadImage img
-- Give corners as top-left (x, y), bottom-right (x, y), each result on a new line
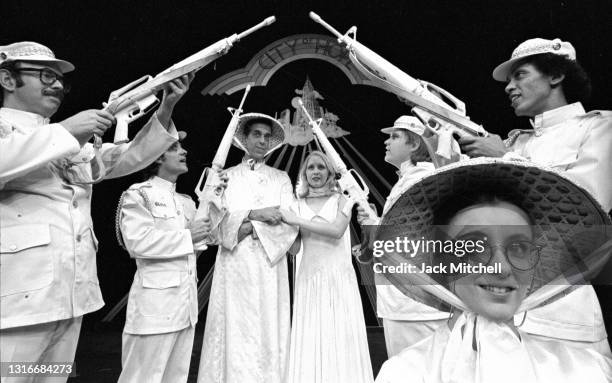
top-left (305, 154), bottom-right (331, 190)
top-left (245, 122), bottom-right (272, 161)
top-left (505, 62), bottom-right (563, 117)
top-left (1, 62), bottom-right (66, 117)
top-left (446, 201), bottom-right (535, 322)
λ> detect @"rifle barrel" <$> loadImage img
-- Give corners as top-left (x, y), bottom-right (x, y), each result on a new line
top-left (236, 16), bottom-right (276, 40)
top-left (309, 12), bottom-right (344, 39)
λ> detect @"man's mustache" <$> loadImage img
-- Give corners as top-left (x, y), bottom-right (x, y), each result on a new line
top-left (42, 89), bottom-right (65, 101)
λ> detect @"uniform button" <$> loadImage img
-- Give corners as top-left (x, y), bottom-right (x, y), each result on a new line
top-left (10, 244), bottom-right (17, 251)
top-left (73, 201), bottom-right (78, 208)
top-left (76, 235), bottom-right (82, 242)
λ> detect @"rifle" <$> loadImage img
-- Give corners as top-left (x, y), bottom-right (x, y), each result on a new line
top-left (309, 12), bottom-right (487, 164)
top-left (193, 85), bottom-right (252, 237)
top-left (297, 99), bottom-right (378, 224)
top-left (103, 16), bottom-right (275, 144)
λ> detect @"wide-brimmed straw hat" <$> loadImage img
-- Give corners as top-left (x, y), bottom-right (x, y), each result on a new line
top-left (0, 41), bottom-right (75, 73)
top-left (375, 158), bottom-right (612, 313)
top-left (492, 38), bottom-right (576, 82)
top-left (233, 113), bottom-right (285, 157)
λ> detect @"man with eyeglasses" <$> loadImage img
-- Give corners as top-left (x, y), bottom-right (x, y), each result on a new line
top-left (0, 41), bottom-right (193, 381)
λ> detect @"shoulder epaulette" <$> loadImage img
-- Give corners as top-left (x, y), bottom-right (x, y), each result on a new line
top-left (176, 192), bottom-right (194, 201)
top-left (115, 184), bottom-right (153, 250)
top-left (582, 110), bottom-right (612, 119)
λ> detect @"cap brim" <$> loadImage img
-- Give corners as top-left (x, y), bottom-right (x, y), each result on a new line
top-left (492, 57), bottom-right (521, 82)
top-left (380, 126), bottom-right (426, 136)
top-left (15, 56), bottom-right (75, 74)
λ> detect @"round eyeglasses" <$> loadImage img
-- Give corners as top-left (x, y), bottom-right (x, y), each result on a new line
top-left (15, 67), bottom-right (71, 93)
top-left (464, 240), bottom-right (541, 271)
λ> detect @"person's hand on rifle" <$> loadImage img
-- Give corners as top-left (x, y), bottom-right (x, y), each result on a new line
top-left (190, 217), bottom-right (212, 244)
top-left (458, 134), bottom-right (508, 158)
top-left (356, 203), bottom-right (378, 226)
top-left (218, 170), bottom-right (229, 192)
top-left (60, 109), bottom-right (116, 147)
top-left (157, 72), bottom-right (196, 128)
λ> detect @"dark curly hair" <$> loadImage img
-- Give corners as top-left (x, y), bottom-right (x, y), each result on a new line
top-left (514, 53), bottom-right (592, 104)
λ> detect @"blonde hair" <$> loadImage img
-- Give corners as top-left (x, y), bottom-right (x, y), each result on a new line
top-left (295, 151), bottom-right (339, 198)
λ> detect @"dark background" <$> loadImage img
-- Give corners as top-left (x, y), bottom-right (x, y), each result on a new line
top-left (3, 0), bottom-right (612, 375)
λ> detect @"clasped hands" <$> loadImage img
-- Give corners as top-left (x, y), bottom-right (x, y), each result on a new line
top-left (247, 206), bottom-right (298, 226)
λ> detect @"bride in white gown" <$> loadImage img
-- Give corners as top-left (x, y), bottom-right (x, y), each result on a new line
top-left (280, 151), bottom-right (374, 383)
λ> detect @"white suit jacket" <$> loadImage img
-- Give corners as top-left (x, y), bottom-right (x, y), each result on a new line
top-left (0, 107), bottom-right (178, 329)
top-left (119, 176), bottom-right (203, 334)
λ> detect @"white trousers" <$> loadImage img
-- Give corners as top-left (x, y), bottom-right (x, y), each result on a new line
top-left (0, 317), bottom-right (82, 383)
top-left (118, 325), bottom-right (195, 383)
top-left (382, 318), bottom-right (446, 357)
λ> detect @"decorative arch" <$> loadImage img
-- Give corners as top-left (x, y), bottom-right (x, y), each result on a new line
top-left (201, 34), bottom-right (377, 96)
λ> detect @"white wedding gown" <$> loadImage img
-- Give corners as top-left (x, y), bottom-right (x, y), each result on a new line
top-left (287, 194), bottom-right (374, 383)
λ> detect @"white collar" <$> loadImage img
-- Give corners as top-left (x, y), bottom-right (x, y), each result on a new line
top-left (0, 107), bottom-right (50, 127)
top-left (530, 102), bottom-right (585, 130)
top-left (241, 156), bottom-right (265, 170)
top-left (397, 160), bottom-right (433, 178)
top-left (150, 176), bottom-right (176, 192)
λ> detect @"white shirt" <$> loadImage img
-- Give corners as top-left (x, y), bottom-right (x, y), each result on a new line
top-left (503, 102), bottom-right (612, 342)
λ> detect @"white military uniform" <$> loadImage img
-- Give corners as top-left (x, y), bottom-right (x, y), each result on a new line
top-left (0, 107), bottom-right (178, 382)
top-left (117, 176), bottom-right (203, 383)
top-left (504, 102), bottom-right (612, 353)
top-left (376, 161), bottom-right (448, 357)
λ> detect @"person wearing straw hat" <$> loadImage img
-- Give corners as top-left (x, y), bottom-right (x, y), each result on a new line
top-left (197, 113), bottom-right (298, 383)
top-left (458, 37), bottom-right (612, 356)
top-left (0, 41), bottom-right (192, 380)
top-left (374, 158), bottom-right (612, 382)
top-left (356, 116), bottom-right (448, 357)
top-left (116, 131), bottom-right (214, 383)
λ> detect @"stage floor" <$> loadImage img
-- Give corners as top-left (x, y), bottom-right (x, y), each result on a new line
top-left (69, 323), bottom-right (388, 382)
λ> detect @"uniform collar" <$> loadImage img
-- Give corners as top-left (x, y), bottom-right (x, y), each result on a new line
top-left (150, 176), bottom-right (176, 192)
top-left (530, 102), bottom-right (585, 131)
top-left (0, 107), bottom-right (50, 127)
top-left (397, 160), bottom-right (433, 178)
top-left (397, 160), bottom-right (415, 178)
